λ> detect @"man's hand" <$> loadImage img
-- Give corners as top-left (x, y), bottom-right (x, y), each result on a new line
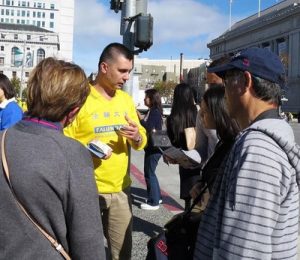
top-left (118, 115), bottom-right (141, 143)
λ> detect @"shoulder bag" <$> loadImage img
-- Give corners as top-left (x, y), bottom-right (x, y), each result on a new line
top-left (149, 129), bottom-right (172, 149)
top-left (1, 129), bottom-right (71, 260)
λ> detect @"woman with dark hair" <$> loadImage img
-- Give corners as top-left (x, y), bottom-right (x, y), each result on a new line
top-left (191, 84), bottom-right (240, 207)
top-left (138, 88), bottom-right (163, 210)
top-left (0, 74), bottom-right (22, 130)
top-left (166, 83), bottom-right (199, 210)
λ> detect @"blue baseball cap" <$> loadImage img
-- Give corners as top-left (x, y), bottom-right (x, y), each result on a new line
top-left (207, 47), bottom-right (286, 88)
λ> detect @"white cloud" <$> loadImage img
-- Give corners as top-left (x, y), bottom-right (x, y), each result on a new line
top-left (72, 0), bottom-right (229, 73)
top-left (149, 0), bottom-right (227, 43)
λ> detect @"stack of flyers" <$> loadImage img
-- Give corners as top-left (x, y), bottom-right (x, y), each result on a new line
top-left (87, 139), bottom-right (112, 159)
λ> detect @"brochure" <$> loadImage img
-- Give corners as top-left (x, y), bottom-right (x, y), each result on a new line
top-left (162, 146), bottom-right (201, 168)
top-left (87, 139), bottom-right (112, 159)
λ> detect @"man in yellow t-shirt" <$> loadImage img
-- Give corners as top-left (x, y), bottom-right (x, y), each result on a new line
top-left (64, 43), bottom-right (147, 260)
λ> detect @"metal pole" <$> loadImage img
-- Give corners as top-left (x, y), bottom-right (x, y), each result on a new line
top-left (258, 0), bottom-right (261, 17)
top-left (121, 0), bottom-right (136, 95)
top-left (229, 0), bottom-right (232, 30)
top-left (180, 53), bottom-right (183, 83)
top-left (19, 40), bottom-right (26, 99)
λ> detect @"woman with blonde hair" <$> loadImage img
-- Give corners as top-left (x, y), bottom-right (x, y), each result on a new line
top-left (1, 57), bottom-right (105, 259)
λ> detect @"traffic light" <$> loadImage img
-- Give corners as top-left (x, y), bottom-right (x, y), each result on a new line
top-left (134, 14), bottom-right (153, 51)
top-left (110, 0), bottom-right (122, 13)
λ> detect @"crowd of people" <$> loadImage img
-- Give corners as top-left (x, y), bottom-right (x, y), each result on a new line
top-left (0, 42), bottom-right (299, 260)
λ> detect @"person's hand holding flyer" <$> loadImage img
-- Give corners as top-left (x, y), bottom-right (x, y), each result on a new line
top-left (87, 139), bottom-right (112, 159)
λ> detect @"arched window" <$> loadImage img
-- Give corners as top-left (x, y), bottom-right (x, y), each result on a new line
top-left (36, 48), bottom-right (45, 64)
top-left (11, 46), bottom-right (23, 67)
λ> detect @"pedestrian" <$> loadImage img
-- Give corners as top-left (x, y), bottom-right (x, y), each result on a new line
top-left (166, 83), bottom-right (199, 211)
top-left (1, 57), bottom-right (106, 259)
top-left (137, 88), bottom-right (163, 210)
top-left (190, 84), bottom-right (240, 211)
top-left (194, 58), bottom-right (229, 164)
top-left (64, 42), bottom-right (147, 260)
top-left (194, 47), bottom-right (300, 259)
top-left (0, 74), bottom-right (23, 130)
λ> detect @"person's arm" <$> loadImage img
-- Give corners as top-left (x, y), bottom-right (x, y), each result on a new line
top-left (1, 103), bottom-right (23, 130)
top-left (217, 133), bottom-right (287, 259)
top-left (66, 145), bottom-right (106, 259)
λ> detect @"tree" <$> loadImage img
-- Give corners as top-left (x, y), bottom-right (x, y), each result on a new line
top-left (10, 77), bottom-right (21, 98)
top-left (154, 80), bottom-right (176, 104)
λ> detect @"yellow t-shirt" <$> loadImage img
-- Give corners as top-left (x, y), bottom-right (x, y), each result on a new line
top-left (64, 85), bottom-right (147, 193)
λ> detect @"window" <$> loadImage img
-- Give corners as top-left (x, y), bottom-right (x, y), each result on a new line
top-left (37, 2), bottom-right (41, 8)
top-left (6, 0), bottom-right (10, 5)
top-left (14, 34), bottom-right (18, 40)
top-left (21, 10), bottom-right (25, 16)
top-left (17, 9), bottom-right (20, 16)
top-left (27, 10), bottom-right (29, 17)
top-left (49, 21), bottom-right (54, 28)
top-left (16, 19), bottom-right (19, 23)
top-left (50, 3), bottom-right (55, 9)
top-left (277, 38), bottom-right (288, 76)
top-left (37, 20), bottom-right (40, 27)
top-left (25, 71), bottom-right (29, 77)
top-left (0, 57), bottom-right (4, 66)
top-left (26, 34), bottom-right (30, 40)
top-left (12, 71), bottom-right (17, 78)
top-left (37, 11), bottom-right (40, 18)
top-left (5, 18), bottom-right (8, 23)
top-left (37, 48), bottom-right (45, 64)
top-left (1, 46), bottom-right (4, 51)
top-left (1, 9), bottom-right (4, 15)
top-left (6, 9), bottom-right (9, 15)
top-left (21, 19), bottom-right (25, 24)
top-left (11, 9), bottom-right (14, 15)
top-left (1, 34), bottom-right (5, 39)
top-left (50, 12), bottom-right (54, 19)
top-left (21, 1), bottom-right (25, 7)
top-left (42, 12), bottom-right (45, 18)
top-left (41, 21), bottom-right (44, 27)
top-left (33, 11), bottom-right (35, 17)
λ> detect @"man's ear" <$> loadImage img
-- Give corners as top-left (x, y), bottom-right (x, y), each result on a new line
top-left (100, 62), bottom-right (108, 74)
top-left (244, 71), bottom-right (252, 89)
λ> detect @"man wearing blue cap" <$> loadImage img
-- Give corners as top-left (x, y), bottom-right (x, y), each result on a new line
top-left (194, 47), bottom-right (300, 259)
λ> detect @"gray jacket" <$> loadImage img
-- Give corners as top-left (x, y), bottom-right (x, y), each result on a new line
top-left (194, 118), bottom-right (300, 259)
top-left (0, 121), bottom-right (105, 259)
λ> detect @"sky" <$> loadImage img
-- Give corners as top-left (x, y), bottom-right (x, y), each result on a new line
top-left (73, 0), bottom-right (282, 75)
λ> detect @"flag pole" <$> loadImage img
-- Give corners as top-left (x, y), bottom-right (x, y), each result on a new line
top-left (229, 0), bottom-right (232, 30)
top-left (258, 0), bottom-right (261, 17)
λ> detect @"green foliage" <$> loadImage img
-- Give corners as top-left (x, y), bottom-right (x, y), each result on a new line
top-left (153, 81), bottom-right (176, 104)
top-left (10, 77), bottom-right (21, 98)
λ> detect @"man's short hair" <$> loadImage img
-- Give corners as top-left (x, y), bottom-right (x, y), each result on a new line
top-left (27, 57), bottom-right (89, 122)
top-left (98, 42), bottom-right (134, 69)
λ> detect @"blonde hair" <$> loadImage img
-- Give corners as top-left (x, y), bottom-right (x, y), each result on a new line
top-left (27, 57), bottom-right (90, 122)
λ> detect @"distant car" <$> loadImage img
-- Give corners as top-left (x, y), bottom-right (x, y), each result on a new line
top-left (162, 103), bottom-right (172, 117)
